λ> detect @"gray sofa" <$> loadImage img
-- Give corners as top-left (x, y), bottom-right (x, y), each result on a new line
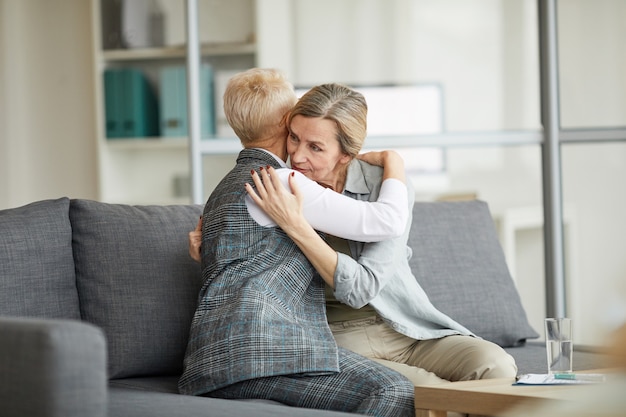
top-left (0, 197), bottom-right (607, 417)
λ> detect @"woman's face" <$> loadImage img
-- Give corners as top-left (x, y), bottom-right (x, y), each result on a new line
top-left (287, 115), bottom-right (351, 187)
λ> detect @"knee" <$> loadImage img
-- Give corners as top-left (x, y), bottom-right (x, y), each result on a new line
top-left (363, 372), bottom-right (414, 417)
top-left (478, 347), bottom-right (518, 379)
top-left (352, 362), bottom-right (415, 417)
top-left (378, 376), bottom-right (415, 417)
top-left (457, 340), bottom-right (518, 380)
top-left (390, 376), bottom-right (415, 401)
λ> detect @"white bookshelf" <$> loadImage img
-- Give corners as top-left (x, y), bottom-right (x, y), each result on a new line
top-left (91, 0), bottom-right (256, 205)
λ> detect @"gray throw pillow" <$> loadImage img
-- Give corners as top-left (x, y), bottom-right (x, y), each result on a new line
top-left (0, 198), bottom-right (80, 319)
top-left (70, 199), bottom-right (203, 379)
top-left (407, 200), bottom-right (539, 347)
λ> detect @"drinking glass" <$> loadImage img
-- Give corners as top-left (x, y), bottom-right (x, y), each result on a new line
top-left (545, 317), bottom-right (573, 374)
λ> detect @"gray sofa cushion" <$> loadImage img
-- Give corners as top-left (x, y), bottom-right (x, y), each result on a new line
top-left (108, 386), bottom-right (361, 417)
top-left (407, 200), bottom-right (539, 347)
top-left (70, 199), bottom-right (203, 379)
top-left (0, 198), bottom-right (80, 319)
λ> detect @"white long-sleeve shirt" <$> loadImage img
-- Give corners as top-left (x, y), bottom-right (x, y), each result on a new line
top-left (245, 149), bottom-right (408, 243)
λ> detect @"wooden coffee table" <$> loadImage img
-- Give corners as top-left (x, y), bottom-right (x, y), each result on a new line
top-left (413, 376), bottom-right (596, 417)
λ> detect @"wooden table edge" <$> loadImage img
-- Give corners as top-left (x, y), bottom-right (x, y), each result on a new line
top-left (413, 375), bottom-right (595, 416)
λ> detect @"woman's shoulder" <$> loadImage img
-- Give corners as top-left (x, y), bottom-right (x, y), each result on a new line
top-left (350, 159), bottom-right (414, 204)
top-left (353, 158), bottom-right (384, 175)
top-left (354, 159), bottom-right (384, 182)
top-left (344, 159), bottom-right (384, 198)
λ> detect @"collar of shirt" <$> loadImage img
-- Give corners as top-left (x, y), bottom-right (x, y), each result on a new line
top-left (252, 148), bottom-right (289, 168)
top-left (343, 160), bottom-right (373, 196)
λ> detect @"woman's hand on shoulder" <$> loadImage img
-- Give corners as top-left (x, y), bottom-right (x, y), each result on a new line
top-left (357, 150), bottom-right (404, 168)
top-left (245, 166), bottom-right (307, 232)
top-left (188, 216), bottom-right (202, 263)
top-left (357, 150), bottom-right (406, 183)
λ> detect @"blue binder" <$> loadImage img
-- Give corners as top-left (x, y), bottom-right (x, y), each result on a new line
top-left (159, 65), bottom-right (215, 138)
top-left (103, 68), bottom-right (159, 139)
top-left (160, 66), bottom-right (187, 137)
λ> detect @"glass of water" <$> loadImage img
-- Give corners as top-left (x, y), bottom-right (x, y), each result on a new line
top-left (545, 318), bottom-right (573, 374)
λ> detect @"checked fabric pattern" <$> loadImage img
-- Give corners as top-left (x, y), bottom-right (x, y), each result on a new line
top-left (179, 149), bottom-right (340, 395)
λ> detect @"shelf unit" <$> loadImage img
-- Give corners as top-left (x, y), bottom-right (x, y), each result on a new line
top-left (90, 0), bottom-right (255, 205)
top-left (101, 42), bottom-right (256, 61)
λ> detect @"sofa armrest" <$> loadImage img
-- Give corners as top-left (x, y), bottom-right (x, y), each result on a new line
top-left (0, 317), bottom-right (107, 417)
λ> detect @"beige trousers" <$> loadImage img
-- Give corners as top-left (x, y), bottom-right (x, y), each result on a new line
top-left (329, 316), bottom-right (518, 387)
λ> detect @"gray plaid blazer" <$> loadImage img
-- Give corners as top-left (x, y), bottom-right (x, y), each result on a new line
top-left (179, 149), bottom-right (339, 396)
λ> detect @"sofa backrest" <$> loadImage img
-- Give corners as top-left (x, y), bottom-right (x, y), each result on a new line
top-left (407, 200), bottom-right (539, 347)
top-left (0, 198), bottom-right (81, 320)
top-left (69, 199), bottom-right (203, 379)
top-left (3, 197), bottom-right (538, 379)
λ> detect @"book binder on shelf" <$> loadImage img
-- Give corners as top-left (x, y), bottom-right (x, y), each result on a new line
top-left (159, 66), bottom-right (187, 137)
top-left (104, 69), bottom-right (123, 137)
top-left (159, 65), bottom-right (216, 138)
top-left (103, 68), bottom-right (159, 139)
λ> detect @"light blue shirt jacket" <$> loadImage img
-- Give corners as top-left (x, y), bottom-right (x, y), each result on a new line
top-left (333, 159), bottom-right (475, 340)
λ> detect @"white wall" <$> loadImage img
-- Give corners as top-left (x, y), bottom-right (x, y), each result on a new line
top-left (0, 1), bottom-right (8, 206)
top-left (559, 0), bottom-right (626, 128)
top-left (259, 0), bottom-right (540, 132)
top-left (0, 0), bottom-right (97, 210)
top-left (562, 144), bottom-right (626, 344)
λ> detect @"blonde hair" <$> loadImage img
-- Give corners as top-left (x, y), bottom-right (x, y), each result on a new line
top-left (288, 83), bottom-right (367, 158)
top-left (223, 68), bottom-right (297, 145)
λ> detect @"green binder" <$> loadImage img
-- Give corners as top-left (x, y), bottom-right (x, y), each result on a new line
top-left (103, 68), bottom-right (159, 139)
